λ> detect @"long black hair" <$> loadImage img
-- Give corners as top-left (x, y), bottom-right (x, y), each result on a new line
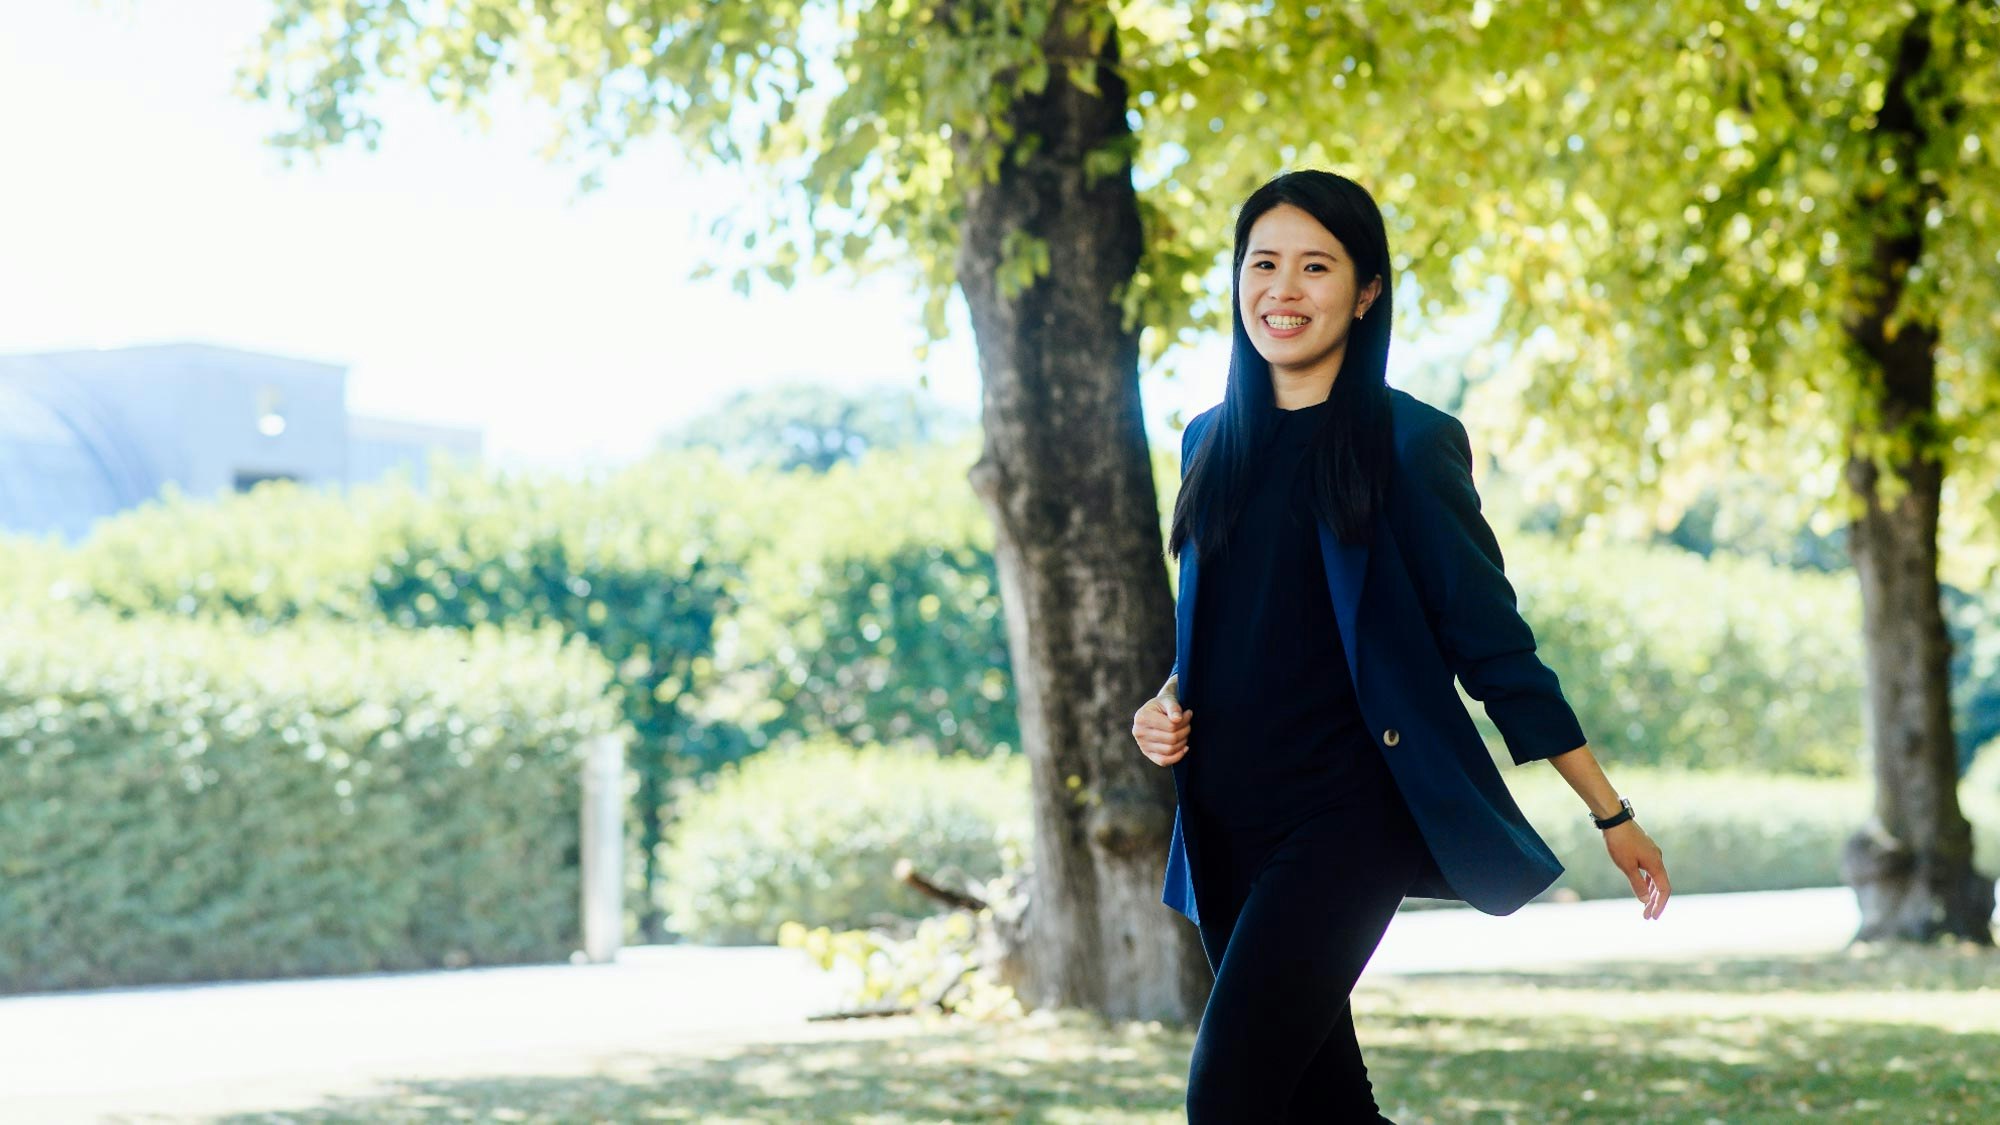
top-left (1167, 170), bottom-right (1396, 561)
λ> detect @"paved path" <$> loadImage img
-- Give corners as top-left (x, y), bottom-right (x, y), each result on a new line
top-left (0, 945), bottom-right (864, 1123)
top-left (1373, 884), bottom-right (1870, 975)
top-left (1, 887), bottom-right (1983, 1122)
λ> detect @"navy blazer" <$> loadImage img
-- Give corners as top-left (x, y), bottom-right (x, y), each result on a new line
top-left (1161, 387), bottom-right (1588, 926)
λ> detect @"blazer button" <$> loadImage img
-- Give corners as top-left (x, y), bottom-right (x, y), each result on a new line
top-left (1382, 728), bottom-right (1401, 747)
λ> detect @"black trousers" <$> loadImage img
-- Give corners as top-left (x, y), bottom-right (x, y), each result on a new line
top-left (1184, 789), bottom-right (1426, 1123)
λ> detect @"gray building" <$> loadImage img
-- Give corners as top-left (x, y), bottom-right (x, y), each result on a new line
top-left (0, 343), bottom-right (482, 543)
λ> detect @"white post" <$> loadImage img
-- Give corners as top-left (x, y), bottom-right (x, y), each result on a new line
top-left (580, 732), bottom-right (625, 963)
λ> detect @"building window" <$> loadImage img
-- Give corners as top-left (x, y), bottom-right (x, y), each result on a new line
top-left (234, 470), bottom-right (298, 493)
top-left (256, 386), bottom-right (287, 436)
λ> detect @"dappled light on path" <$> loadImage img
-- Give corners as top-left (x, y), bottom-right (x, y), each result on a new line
top-left (146, 945), bottom-right (1998, 1124)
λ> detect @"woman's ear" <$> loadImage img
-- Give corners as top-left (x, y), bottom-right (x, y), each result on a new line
top-left (1357, 276), bottom-right (1383, 320)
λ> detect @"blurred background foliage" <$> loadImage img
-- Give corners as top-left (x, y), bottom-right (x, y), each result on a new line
top-left (5, 382), bottom-right (1999, 976)
top-left (660, 738), bottom-right (1029, 945)
top-left (0, 599), bottom-right (622, 992)
top-left (656, 381), bottom-right (974, 472)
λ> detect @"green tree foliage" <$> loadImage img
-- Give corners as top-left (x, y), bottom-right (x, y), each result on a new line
top-left (235, 0), bottom-right (2000, 658)
top-left (239, 0), bottom-right (1099, 344)
top-left (660, 382), bottom-right (972, 472)
top-left (1641, 477), bottom-right (1853, 574)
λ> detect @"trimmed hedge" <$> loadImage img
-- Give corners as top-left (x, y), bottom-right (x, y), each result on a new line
top-left (33, 442), bottom-right (1920, 778)
top-left (660, 740), bottom-right (1028, 944)
top-left (1476, 535), bottom-right (1869, 777)
top-left (0, 601), bottom-right (624, 994)
top-left (729, 442), bottom-right (1019, 757)
top-left (60, 445), bottom-right (1015, 765)
top-left (0, 533), bottom-right (66, 609)
top-left (1509, 765), bottom-right (2000, 903)
top-left (659, 750), bottom-right (2000, 940)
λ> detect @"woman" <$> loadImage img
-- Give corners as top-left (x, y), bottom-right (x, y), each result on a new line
top-left (1129, 170), bottom-right (1672, 1122)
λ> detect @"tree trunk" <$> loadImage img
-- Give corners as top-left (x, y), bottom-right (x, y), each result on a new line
top-left (1837, 14), bottom-right (1995, 945)
top-left (636, 742), bottom-right (668, 943)
top-left (951, 3), bottom-right (1210, 1022)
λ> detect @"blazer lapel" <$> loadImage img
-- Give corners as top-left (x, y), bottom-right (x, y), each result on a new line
top-left (1316, 520), bottom-right (1369, 688)
top-left (1174, 543), bottom-right (1201, 700)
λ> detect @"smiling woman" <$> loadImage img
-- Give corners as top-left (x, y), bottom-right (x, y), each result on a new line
top-left (1240, 203), bottom-right (1382, 407)
top-left (1131, 169), bottom-right (1671, 1123)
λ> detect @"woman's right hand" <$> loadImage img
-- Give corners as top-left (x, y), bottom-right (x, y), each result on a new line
top-left (1132, 675), bottom-right (1192, 766)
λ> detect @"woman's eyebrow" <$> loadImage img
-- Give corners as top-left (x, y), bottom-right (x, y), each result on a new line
top-left (1247, 247), bottom-right (1338, 259)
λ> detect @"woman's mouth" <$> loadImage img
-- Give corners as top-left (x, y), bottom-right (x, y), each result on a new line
top-left (1262, 313), bottom-right (1310, 338)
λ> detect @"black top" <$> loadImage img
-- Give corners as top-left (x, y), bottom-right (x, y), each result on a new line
top-left (1185, 396), bottom-right (1397, 832)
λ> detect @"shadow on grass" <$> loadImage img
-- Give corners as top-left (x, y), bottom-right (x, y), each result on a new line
top-left (1394, 943), bottom-right (1999, 995)
top-left (1368, 1010), bottom-right (1999, 1122)
top-left (192, 1018), bottom-right (1194, 1125)
top-left (181, 1014), bottom-right (1999, 1124)
top-left (173, 947), bottom-right (1997, 1123)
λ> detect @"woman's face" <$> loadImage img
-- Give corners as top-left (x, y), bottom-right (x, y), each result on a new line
top-left (1237, 202), bottom-right (1380, 379)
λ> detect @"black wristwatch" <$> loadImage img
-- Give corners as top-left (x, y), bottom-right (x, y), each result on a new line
top-left (1591, 797), bottom-right (1635, 830)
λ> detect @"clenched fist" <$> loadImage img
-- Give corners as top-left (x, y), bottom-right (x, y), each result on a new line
top-left (1132, 674), bottom-right (1193, 766)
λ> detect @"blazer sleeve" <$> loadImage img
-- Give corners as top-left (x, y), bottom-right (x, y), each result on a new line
top-left (1393, 415), bottom-right (1587, 766)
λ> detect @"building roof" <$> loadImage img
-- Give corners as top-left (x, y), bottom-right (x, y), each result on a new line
top-left (0, 358), bottom-right (163, 543)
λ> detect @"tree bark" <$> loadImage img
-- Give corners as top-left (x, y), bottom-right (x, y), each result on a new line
top-left (637, 756), bottom-right (667, 942)
top-left (950, 2), bottom-right (1210, 1021)
top-left (1837, 13), bottom-right (1995, 945)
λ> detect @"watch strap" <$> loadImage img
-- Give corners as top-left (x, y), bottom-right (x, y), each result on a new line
top-left (1592, 797), bottom-right (1634, 830)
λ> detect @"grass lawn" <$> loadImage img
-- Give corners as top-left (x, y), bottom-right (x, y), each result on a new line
top-left (211, 942), bottom-right (1996, 1124)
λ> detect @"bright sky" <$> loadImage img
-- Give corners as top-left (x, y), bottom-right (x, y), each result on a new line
top-left (0, 1), bottom-right (1464, 473)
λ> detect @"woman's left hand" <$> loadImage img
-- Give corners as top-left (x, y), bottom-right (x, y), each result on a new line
top-left (1603, 822), bottom-right (1671, 920)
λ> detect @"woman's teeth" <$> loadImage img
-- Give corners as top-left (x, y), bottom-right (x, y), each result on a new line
top-left (1265, 314), bottom-right (1309, 329)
